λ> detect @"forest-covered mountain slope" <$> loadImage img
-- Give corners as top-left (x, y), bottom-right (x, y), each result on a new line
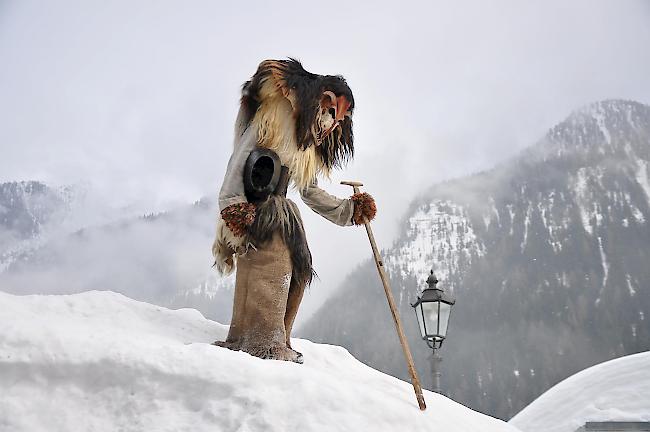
top-left (300, 100), bottom-right (650, 420)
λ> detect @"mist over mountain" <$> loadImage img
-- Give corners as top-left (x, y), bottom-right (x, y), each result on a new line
top-left (0, 181), bottom-right (70, 239)
top-left (0, 181), bottom-right (76, 272)
top-left (299, 100), bottom-right (650, 420)
top-left (0, 187), bottom-right (234, 323)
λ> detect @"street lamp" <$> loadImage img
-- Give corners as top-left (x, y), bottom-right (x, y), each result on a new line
top-left (411, 270), bottom-right (456, 394)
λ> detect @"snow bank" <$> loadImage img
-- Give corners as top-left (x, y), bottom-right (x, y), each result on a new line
top-left (0, 291), bottom-right (517, 432)
top-left (510, 352), bottom-right (650, 432)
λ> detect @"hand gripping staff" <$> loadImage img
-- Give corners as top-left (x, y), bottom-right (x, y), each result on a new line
top-left (341, 181), bottom-right (426, 411)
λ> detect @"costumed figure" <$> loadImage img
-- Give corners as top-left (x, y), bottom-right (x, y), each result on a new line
top-left (212, 59), bottom-right (376, 363)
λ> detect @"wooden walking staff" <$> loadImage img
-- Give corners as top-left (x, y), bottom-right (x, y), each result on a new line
top-left (341, 181), bottom-right (427, 411)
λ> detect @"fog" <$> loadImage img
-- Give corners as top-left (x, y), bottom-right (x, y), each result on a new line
top-left (1, 0), bottom-right (649, 322)
top-left (0, 198), bottom-right (217, 306)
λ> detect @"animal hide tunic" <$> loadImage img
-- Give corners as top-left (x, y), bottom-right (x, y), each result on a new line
top-left (212, 59), bottom-right (375, 363)
top-left (214, 121), bottom-right (355, 279)
top-left (212, 120), bottom-right (356, 362)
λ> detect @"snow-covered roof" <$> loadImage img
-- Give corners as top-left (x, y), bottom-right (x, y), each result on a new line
top-left (0, 291), bottom-right (518, 432)
top-left (510, 351), bottom-right (650, 432)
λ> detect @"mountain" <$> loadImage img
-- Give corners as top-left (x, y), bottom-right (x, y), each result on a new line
top-left (0, 290), bottom-right (520, 432)
top-left (0, 192), bottom-right (235, 324)
top-left (0, 181), bottom-right (70, 239)
top-left (0, 181), bottom-right (75, 272)
top-left (299, 100), bottom-right (650, 420)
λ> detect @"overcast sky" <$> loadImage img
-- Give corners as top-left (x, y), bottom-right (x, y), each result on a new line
top-left (2, 0), bottom-right (649, 317)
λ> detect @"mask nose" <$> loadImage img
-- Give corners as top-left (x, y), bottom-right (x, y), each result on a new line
top-left (335, 95), bottom-right (351, 122)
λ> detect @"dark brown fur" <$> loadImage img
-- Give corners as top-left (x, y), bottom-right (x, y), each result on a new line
top-left (240, 59), bottom-right (355, 171)
top-left (351, 192), bottom-right (377, 225)
top-left (221, 202), bottom-right (256, 237)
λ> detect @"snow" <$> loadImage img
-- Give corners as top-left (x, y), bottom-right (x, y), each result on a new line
top-left (597, 236), bottom-right (609, 289)
top-left (483, 213), bottom-right (491, 230)
top-left (573, 168), bottom-right (593, 235)
top-left (0, 291), bottom-right (518, 432)
top-left (521, 204), bottom-right (532, 252)
top-left (480, 197), bottom-right (500, 230)
top-left (631, 204), bottom-right (645, 223)
top-left (507, 204), bottom-right (516, 236)
top-left (592, 104), bottom-right (612, 146)
top-left (626, 274), bottom-right (637, 297)
top-left (489, 197), bottom-right (501, 227)
top-left (636, 160), bottom-right (650, 211)
top-left (572, 167), bottom-right (611, 235)
top-left (510, 352), bottom-right (650, 432)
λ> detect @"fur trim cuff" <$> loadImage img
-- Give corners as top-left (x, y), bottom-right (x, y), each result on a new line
top-left (221, 202), bottom-right (256, 237)
top-left (351, 192), bottom-right (377, 225)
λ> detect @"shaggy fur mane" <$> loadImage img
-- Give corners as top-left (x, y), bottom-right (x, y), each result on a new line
top-left (238, 59), bottom-right (355, 189)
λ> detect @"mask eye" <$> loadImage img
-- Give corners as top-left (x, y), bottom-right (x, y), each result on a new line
top-left (320, 91), bottom-right (337, 110)
top-left (328, 107), bottom-right (336, 118)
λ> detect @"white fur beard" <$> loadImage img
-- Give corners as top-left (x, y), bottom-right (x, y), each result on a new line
top-left (253, 82), bottom-right (329, 190)
top-left (212, 217), bottom-right (245, 276)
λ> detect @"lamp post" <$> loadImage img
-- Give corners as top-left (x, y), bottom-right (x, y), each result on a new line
top-left (411, 270), bottom-right (456, 394)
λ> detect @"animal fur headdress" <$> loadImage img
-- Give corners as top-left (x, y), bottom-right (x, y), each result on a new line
top-left (237, 59), bottom-right (355, 189)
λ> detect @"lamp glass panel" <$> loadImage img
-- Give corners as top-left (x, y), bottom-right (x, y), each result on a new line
top-left (438, 302), bottom-right (452, 337)
top-left (421, 301), bottom-right (440, 338)
top-left (415, 306), bottom-right (426, 338)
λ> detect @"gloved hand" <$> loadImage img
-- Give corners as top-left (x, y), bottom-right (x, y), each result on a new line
top-left (220, 202), bottom-right (256, 237)
top-left (350, 192), bottom-right (377, 225)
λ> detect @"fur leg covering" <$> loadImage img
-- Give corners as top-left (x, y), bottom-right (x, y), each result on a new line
top-left (215, 233), bottom-right (302, 363)
top-left (351, 192), bottom-right (377, 225)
